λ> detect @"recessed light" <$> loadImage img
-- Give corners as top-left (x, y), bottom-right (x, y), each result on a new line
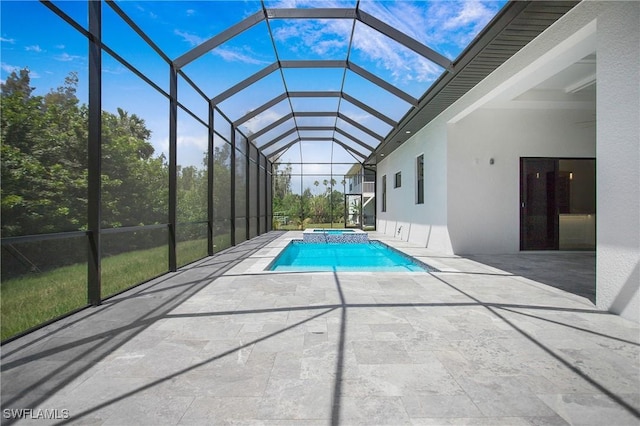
top-left (405, 130), bottom-right (411, 134)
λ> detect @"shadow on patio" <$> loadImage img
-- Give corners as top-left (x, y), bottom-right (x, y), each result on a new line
top-left (1, 232), bottom-right (638, 425)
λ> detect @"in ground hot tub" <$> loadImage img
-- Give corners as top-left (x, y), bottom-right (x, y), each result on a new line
top-left (302, 228), bottom-right (368, 243)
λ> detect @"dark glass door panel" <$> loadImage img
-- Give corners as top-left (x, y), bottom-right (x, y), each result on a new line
top-left (521, 159), bottom-right (558, 250)
top-left (558, 159), bottom-right (596, 250)
top-left (521, 158), bottom-right (596, 251)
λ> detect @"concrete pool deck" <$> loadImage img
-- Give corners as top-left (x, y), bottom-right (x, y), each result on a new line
top-left (1, 231), bottom-right (638, 425)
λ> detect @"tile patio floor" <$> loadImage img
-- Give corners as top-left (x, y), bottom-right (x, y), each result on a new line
top-left (1, 231), bottom-right (639, 425)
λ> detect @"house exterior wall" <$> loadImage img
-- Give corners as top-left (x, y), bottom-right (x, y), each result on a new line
top-left (447, 108), bottom-right (596, 254)
top-left (594, 2), bottom-right (640, 322)
top-left (376, 119), bottom-right (453, 253)
top-left (376, 1), bottom-right (639, 322)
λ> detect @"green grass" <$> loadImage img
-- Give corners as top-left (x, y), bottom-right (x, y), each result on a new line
top-left (0, 238), bottom-right (221, 341)
top-left (0, 262), bottom-right (88, 341)
top-left (177, 238), bottom-right (209, 269)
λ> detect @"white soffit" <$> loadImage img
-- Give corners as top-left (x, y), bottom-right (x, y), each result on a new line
top-left (449, 19), bottom-right (597, 123)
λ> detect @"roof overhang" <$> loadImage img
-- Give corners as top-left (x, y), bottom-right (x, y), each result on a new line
top-left (369, 0), bottom-right (580, 164)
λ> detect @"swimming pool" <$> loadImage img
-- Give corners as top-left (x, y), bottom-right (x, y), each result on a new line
top-left (268, 241), bottom-right (438, 272)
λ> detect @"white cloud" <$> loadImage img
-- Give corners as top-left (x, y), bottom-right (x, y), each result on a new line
top-left (339, 108), bottom-right (372, 124)
top-left (134, 3), bottom-right (157, 20)
top-left (186, 9), bottom-right (195, 17)
top-left (1, 37), bottom-right (16, 44)
top-left (359, 1), bottom-right (426, 42)
top-left (103, 65), bottom-right (126, 75)
top-left (1, 63), bottom-right (41, 79)
top-left (243, 109), bottom-right (287, 135)
top-left (0, 63), bottom-right (40, 78)
top-left (351, 0), bottom-right (503, 77)
top-left (212, 46), bottom-right (270, 65)
top-left (25, 45), bottom-right (43, 53)
top-left (176, 29), bottom-right (270, 65)
top-left (268, 1), bottom-right (445, 86)
top-left (174, 29), bottom-right (205, 47)
top-left (301, 160), bottom-right (337, 176)
top-left (174, 120), bottom-right (208, 157)
top-left (55, 44), bottom-right (65, 49)
top-left (352, 22), bottom-right (443, 84)
top-left (313, 38), bottom-right (346, 56)
top-left (272, 17), bottom-right (351, 58)
top-left (177, 132), bottom-right (207, 151)
top-left (266, 0), bottom-right (298, 7)
top-left (158, 137), bottom-right (170, 158)
top-left (442, 1), bottom-right (497, 31)
top-left (54, 52), bottom-right (83, 62)
top-left (1, 62), bottom-right (19, 74)
top-left (176, 1), bottom-right (501, 92)
top-left (413, 57), bottom-right (444, 83)
top-left (353, 23), bottom-right (404, 69)
top-left (422, 1), bottom-right (504, 50)
top-left (268, 0), bottom-right (353, 7)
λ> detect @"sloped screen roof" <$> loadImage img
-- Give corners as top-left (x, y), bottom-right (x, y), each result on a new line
top-left (118, 0), bottom-right (509, 165)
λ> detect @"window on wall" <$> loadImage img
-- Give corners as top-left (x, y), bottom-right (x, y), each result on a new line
top-left (382, 175), bottom-right (387, 212)
top-left (417, 155), bottom-right (424, 204)
top-left (394, 172), bottom-right (402, 188)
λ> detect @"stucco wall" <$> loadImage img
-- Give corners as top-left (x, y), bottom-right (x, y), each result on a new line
top-left (447, 108), bottom-right (596, 254)
top-left (376, 120), bottom-right (453, 253)
top-left (594, 2), bottom-right (640, 322)
top-left (376, 1), bottom-right (603, 254)
top-left (376, 2), bottom-right (639, 321)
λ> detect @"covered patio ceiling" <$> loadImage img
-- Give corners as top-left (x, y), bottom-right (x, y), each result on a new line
top-left (113, 0), bottom-right (578, 167)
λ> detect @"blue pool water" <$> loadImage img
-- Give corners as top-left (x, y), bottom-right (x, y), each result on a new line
top-left (269, 241), bottom-right (437, 272)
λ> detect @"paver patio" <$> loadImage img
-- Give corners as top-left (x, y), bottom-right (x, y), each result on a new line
top-left (1, 231), bottom-right (638, 425)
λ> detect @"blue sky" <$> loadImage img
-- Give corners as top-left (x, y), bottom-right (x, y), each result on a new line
top-left (1, 0), bottom-right (507, 172)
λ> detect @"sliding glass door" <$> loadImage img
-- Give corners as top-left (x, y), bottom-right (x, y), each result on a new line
top-left (520, 158), bottom-right (596, 251)
top-left (521, 159), bottom-right (557, 250)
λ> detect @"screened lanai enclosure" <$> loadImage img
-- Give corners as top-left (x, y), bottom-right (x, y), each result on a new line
top-left (1, 0), bottom-right (569, 340)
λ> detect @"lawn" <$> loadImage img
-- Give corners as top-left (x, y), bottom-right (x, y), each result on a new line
top-left (0, 238), bottom-right (219, 341)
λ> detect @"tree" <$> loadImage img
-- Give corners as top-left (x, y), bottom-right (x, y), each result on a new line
top-left (330, 188), bottom-right (345, 223)
top-left (177, 164), bottom-right (206, 223)
top-left (273, 162), bottom-right (292, 200)
top-left (1, 69), bottom-right (88, 236)
top-left (272, 161), bottom-right (293, 217)
top-left (1, 68), bottom-right (169, 237)
top-left (100, 105), bottom-right (167, 228)
top-left (212, 143), bottom-right (231, 220)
